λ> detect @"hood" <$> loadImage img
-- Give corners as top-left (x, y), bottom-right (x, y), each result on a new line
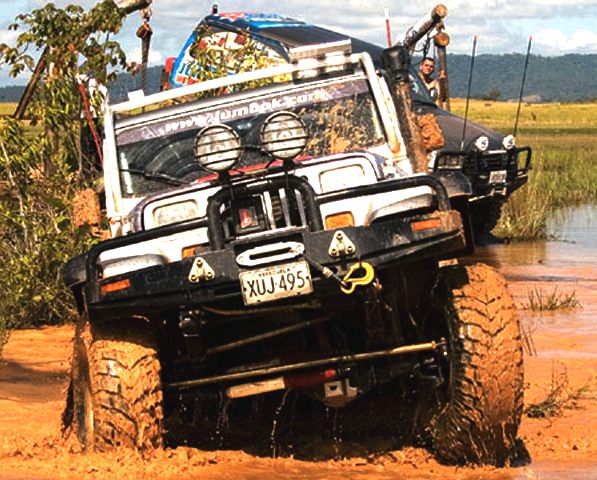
top-left (416, 103), bottom-right (506, 152)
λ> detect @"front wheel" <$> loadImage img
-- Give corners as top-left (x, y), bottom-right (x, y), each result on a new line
top-left (63, 316), bottom-right (164, 451)
top-left (470, 198), bottom-right (503, 239)
top-left (429, 263), bottom-right (524, 465)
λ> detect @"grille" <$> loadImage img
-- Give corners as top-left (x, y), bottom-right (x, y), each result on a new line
top-left (463, 153), bottom-right (508, 174)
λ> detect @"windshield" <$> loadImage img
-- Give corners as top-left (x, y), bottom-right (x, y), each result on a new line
top-left (115, 76), bottom-right (385, 197)
top-left (408, 67), bottom-right (435, 104)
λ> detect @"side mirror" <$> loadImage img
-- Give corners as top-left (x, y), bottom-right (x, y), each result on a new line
top-left (381, 44), bottom-right (411, 82)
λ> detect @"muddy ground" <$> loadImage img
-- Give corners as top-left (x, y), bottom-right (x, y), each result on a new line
top-left (1, 243), bottom-right (597, 479)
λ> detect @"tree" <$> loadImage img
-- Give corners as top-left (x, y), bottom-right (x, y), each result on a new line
top-left (480, 88), bottom-right (501, 101)
top-left (0, 1), bottom-right (129, 353)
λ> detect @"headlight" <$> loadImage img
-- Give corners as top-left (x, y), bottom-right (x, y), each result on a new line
top-left (260, 111), bottom-right (309, 161)
top-left (194, 124), bottom-right (242, 173)
top-left (502, 134), bottom-right (516, 150)
top-left (153, 200), bottom-right (200, 227)
top-left (319, 164), bottom-right (365, 192)
top-left (474, 135), bottom-right (489, 152)
top-left (436, 155), bottom-right (464, 169)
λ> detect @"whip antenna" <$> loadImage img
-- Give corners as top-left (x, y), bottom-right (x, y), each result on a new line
top-left (460, 34), bottom-right (477, 151)
top-left (384, 8), bottom-right (392, 47)
top-left (514, 36), bottom-right (533, 137)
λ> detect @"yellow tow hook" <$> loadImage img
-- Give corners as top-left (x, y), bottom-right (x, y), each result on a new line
top-left (340, 261), bottom-right (375, 295)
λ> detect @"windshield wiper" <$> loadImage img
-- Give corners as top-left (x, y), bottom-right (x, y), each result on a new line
top-left (120, 168), bottom-right (186, 186)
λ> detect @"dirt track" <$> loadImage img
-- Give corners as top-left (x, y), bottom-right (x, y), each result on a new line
top-left (1, 256), bottom-right (597, 479)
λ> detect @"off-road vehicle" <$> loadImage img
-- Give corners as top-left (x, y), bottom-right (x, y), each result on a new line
top-left (63, 41), bottom-right (523, 465)
top-left (164, 8), bottom-right (532, 239)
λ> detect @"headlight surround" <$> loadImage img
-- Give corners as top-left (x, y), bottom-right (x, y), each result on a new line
top-left (319, 164), bottom-right (366, 192)
top-left (260, 111), bottom-right (309, 161)
top-left (194, 124), bottom-right (242, 173)
top-left (153, 199), bottom-right (200, 227)
top-left (436, 155), bottom-right (465, 169)
top-left (474, 135), bottom-right (490, 152)
top-left (502, 134), bottom-right (516, 150)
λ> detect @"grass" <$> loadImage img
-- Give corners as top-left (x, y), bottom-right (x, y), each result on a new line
top-left (0, 103), bottom-right (16, 116)
top-left (525, 362), bottom-right (592, 418)
top-left (451, 99), bottom-right (597, 239)
top-left (521, 287), bottom-right (581, 311)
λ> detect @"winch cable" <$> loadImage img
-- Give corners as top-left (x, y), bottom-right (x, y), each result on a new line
top-left (297, 249), bottom-right (349, 289)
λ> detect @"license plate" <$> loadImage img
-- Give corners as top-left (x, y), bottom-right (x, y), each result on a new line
top-left (489, 170), bottom-right (507, 184)
top-left (240, 261), bottom-right (313, 305)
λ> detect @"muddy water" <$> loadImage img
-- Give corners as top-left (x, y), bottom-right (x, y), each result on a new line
top-left (472, 204), bottom-right (597, 480)
top-left (1, 205), bottom-right (597, 479)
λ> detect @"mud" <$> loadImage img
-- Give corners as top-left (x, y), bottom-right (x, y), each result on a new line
top-left (2, 210), bottom-right (597, 479)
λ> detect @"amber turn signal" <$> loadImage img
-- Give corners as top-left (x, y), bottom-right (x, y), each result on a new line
top-left (182, 245), bottom-right (201, 258)
top-left (325, 212), bottom-right (355, 230)
top-left (411, 218), bottom-right (442, 232)
top-left (100, 278), bottom-right (131, 294)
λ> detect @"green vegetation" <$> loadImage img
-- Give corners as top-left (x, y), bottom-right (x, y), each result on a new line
top-left (0, 3), bottom-right (286, 356)
top-left (0, 2), bottom-right (128, 355)
top-left (521, 287), bottom-right (581, 311)
top-left (452, 99), bottom-right (597, 239)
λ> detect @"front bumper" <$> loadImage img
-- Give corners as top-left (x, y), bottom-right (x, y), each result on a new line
top-left (434, 146), bottom-right (532, 198)
top-left (72, 174), bottom-right (466, 317)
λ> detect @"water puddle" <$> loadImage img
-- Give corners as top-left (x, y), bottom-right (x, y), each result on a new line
top-left (469, 203), bottom-right (597, 479)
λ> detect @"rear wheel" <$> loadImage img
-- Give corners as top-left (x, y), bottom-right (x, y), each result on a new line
top-left (429, 263), bottom-right (523, 465)
top-left (65, 316), bottom-right (164, 451)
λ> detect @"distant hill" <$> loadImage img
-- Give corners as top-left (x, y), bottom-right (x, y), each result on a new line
top-left (444, 53), bottom-right (597, 102)
top-left (1, 54), bottom-right (596, 104)
top-left (0, 85), bottom-right (27, 103)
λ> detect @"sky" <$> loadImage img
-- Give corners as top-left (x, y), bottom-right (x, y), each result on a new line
top-left (1, 0), bottom-right (597, 86)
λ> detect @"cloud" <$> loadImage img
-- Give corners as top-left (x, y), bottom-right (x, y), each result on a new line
top-left (1, 0), bottom-right (597, 89)
top-left (126, 45), bottom-right (163, 65)
top-left (0, 29), bottom-right (28, 84)
top-left (0, 29), bottom-right (19, 46)
top-left (533, 28), bottom-right (597, 54)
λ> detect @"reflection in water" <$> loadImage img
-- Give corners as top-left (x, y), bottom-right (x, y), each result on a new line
top-left (548, 204), bottom-right (597, 248)
top-left (470, 204), bottom-right (597, 270)
top-left (472, 241), bottom-right (547, 269)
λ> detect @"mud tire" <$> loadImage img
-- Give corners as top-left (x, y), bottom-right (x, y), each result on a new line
top-left (470, 199), bottom-right (503, 239)
top-left (65, 316), bottom-right (164, 451)
top-left (429, 263), bottom-right (524, 465)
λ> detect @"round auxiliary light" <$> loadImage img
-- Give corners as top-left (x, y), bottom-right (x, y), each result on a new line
top-left (474, 135), bottom-right (490, 152)
top-left (194, 124), bottom-right (242, 173)
top-left (260, 111), bottom-right (309, 161)
top-left (502, 134), bottom-right (516, 150)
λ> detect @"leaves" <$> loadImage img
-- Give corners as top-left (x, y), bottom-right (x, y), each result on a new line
top-left (0, 1), bottom-right (128, 352)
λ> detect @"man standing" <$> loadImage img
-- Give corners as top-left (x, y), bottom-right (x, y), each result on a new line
top-left (418, 57), bottom-right (444, 102)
